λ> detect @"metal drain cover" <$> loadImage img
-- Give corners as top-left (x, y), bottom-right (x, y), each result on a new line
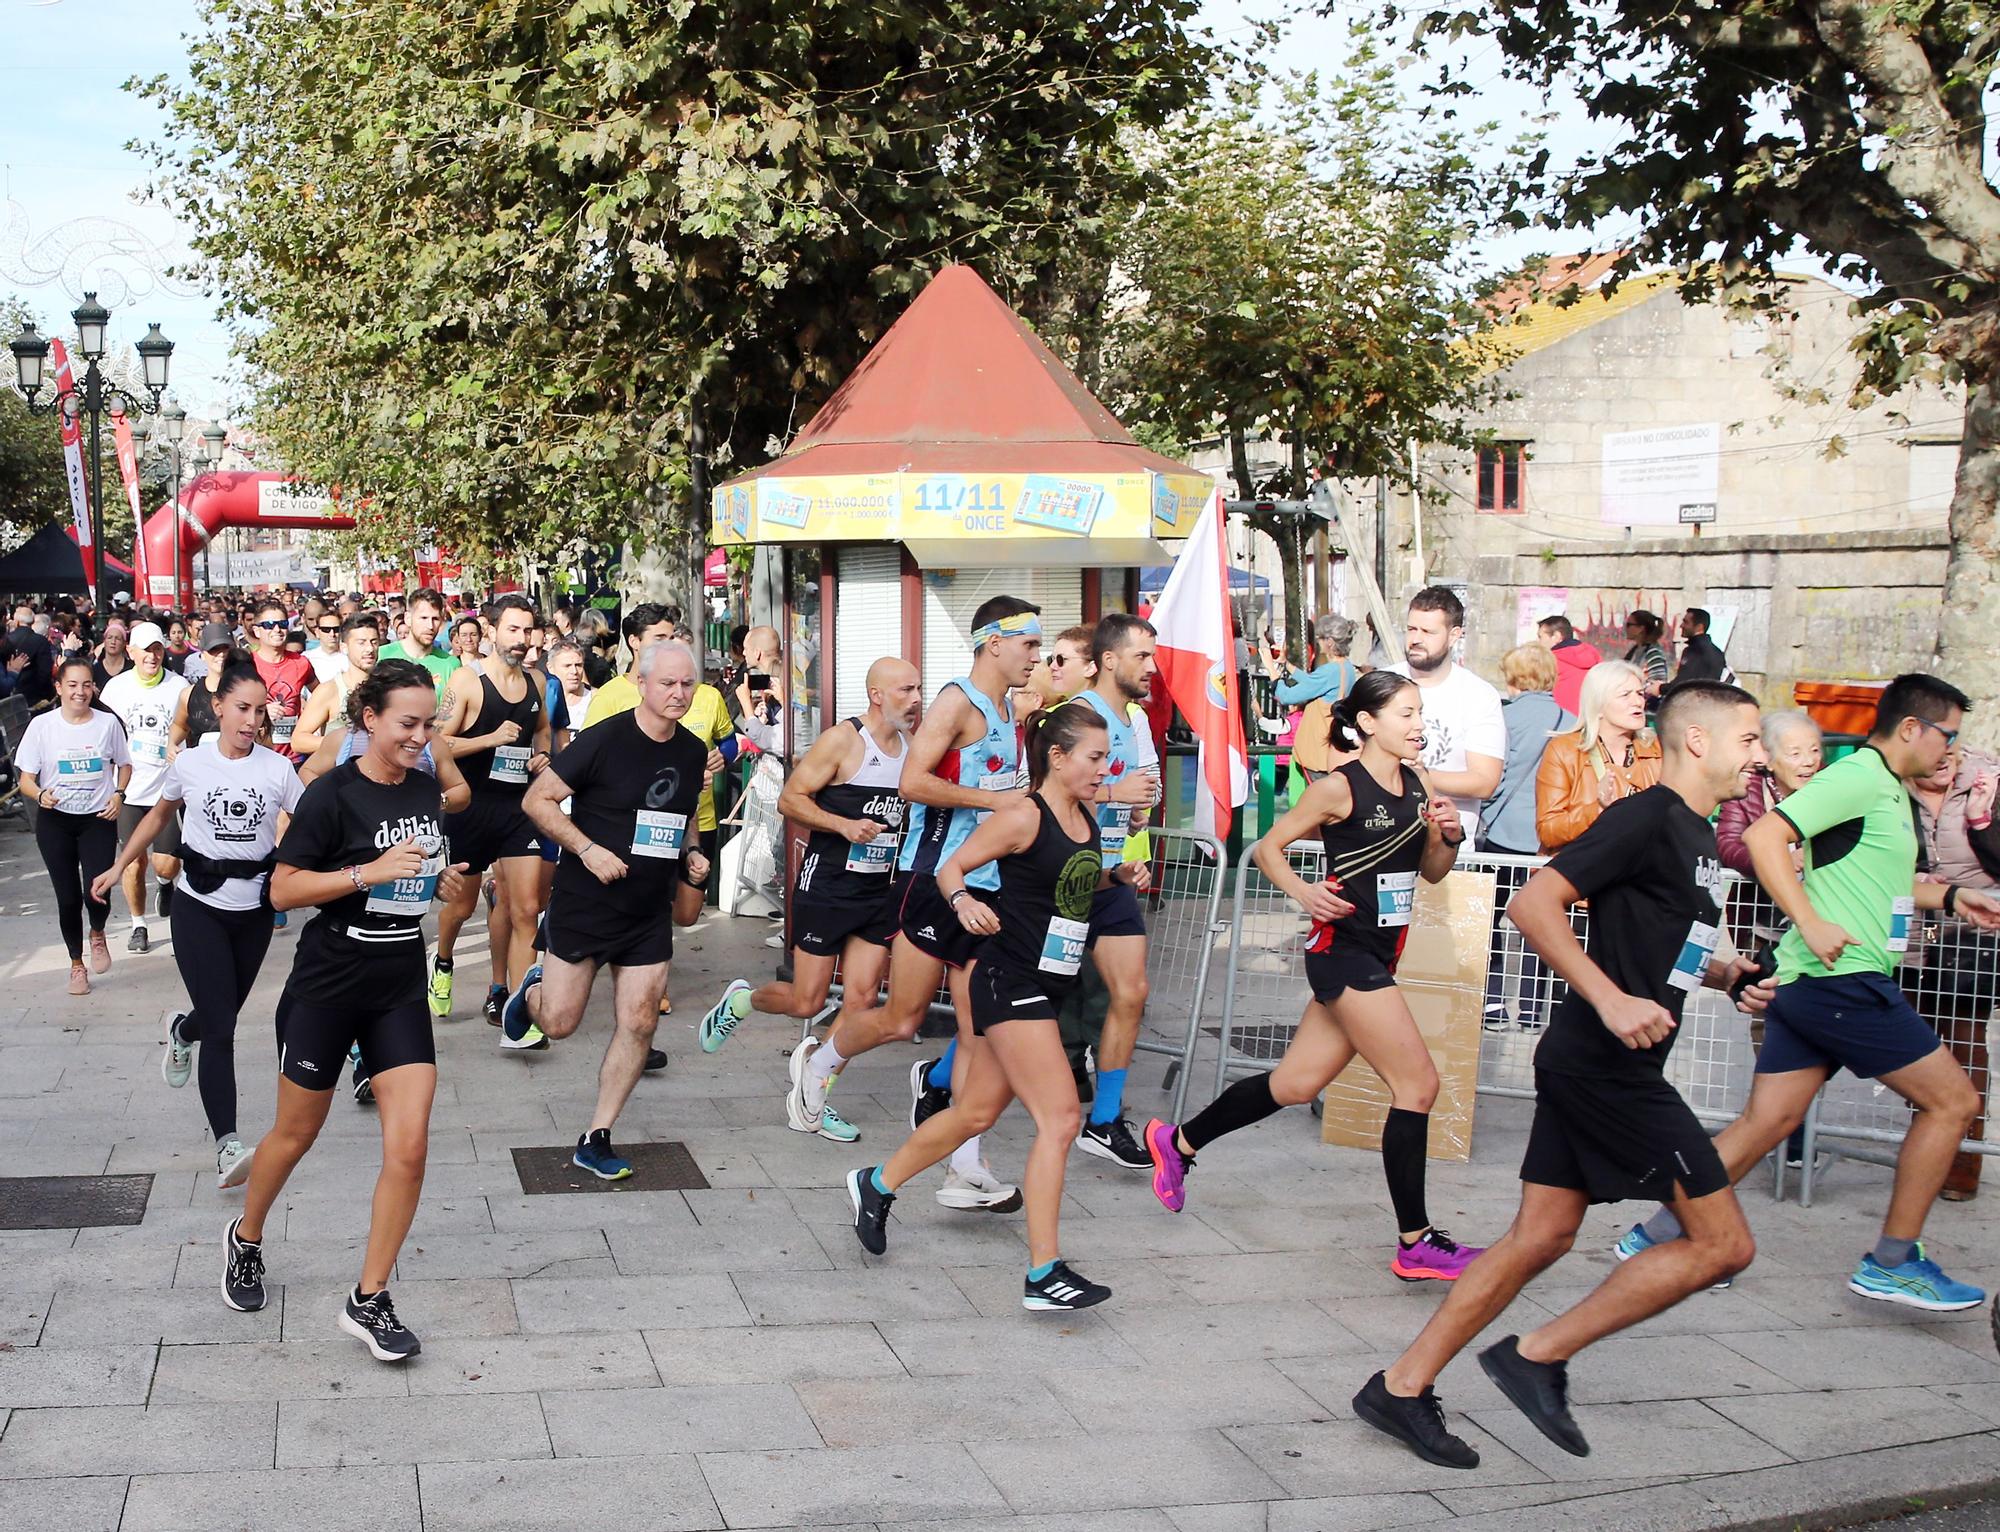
top-left (0, 1173), bottom-right (154, 1229)
top-left (511, 1142), bottom-right (709, 1195)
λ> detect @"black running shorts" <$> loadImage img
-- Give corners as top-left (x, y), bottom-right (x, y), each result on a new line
top-left (1086, 880), bottom-right (1146, 946)
top-left (897, 873), bottom-right (978, 967)
top-left (543, 905), bottom-right (672, 970)
top-left (119, 799), bottom-right (183, 858)
top-left (443, 794), bottom-right (540, 875)
top-left (1304, 944), bottom-right (1398, 1004)
top-left (1521, 1066), bottom-right (1729, 1204)
top-left (967, 956), bottom-right (1064, 1035)
top-left (278, 995), bottom-right (434, 1090)
top-left (795, 875), bottom-right (903, 957)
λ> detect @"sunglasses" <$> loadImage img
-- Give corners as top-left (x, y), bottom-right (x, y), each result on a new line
top-left (254, 619), bottom-right (287, 630)
top-left (317, 624), bottom-right (339, 634)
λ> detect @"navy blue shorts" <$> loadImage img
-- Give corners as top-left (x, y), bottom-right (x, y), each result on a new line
top-left (1756, 972), bottom-right (1943, 1080)
top-left (1087, 880), bottom-right (1146, 945)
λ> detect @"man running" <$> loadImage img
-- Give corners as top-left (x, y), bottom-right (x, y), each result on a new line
top-left (1616, 673), bottom-right (2000, 1312)
top-left (699, 657), bottom-right (922, 1143)
top-left (247, 598), bottom-right (316, 759)
top-left (377, 587), bottom-right (461, 703)
top-left (291, 612), bottom-right (381, 759)
top-left (430, 594), bottom-right (550, 1023)
top-left (101, 621), bottom-right (191, 954)
top-left (502, 640), bottom-right (711, 1179)
top-left (1355, 681), bottom-right (1771, 1468)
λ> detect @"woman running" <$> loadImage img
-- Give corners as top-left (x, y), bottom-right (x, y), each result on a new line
top-left (173, 626), bottom-right (252, 751)
top-left (1144, 668), bottom-right (1488, 1281)
top-left (94, 664), bottom-right (301, 1189)
top-left (220, 659), bottom-right (468, 1363)
top-left (16, 656), bottom-right (130, 995)
top-left (848, 702), bottom-right (1142, 1311)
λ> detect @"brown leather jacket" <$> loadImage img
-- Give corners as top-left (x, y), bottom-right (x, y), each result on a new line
top-left (1535, 729), bottom-right (1664, 852)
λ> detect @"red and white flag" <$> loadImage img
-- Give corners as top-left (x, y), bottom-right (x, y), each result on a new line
top-left (1152, 487), bottom-right (1248, 843)
top-left (112, 407), bottom-right (146, 598)
top-left (49, 339), bottom-right (94, 596)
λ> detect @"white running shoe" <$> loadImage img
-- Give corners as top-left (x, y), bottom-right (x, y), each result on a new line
top-left (216, 1136), bottom-right (254, 1190)
top-left (162, 1012), bottom-right (194, 1089)
top-left (787, 1037), bottom-right (829, 1133)
top-left (936, 1162), bottom-right (1023, 1213)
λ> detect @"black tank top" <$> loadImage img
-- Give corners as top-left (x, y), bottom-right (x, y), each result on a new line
top-left (797, 717), bottom-right (908, 896)
top-left (979, 793), bottom-right (1102, 991)
top-left (1309, 759), bottom-right (1428, 964)
top-left (459, 669), bottom-right (542, 795)
top-left (186, 679), bottom-right (220, 745)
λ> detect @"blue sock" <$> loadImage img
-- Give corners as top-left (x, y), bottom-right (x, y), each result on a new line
top-left (869, 1166), bottom-right (891, 1195)
top-left (1088, 1068), bottom-right (1128, 1126)
top-left (1027, 1259), bottom-right (1057, 1282)
top-left (928, 1042), bottom-right (956, 1090)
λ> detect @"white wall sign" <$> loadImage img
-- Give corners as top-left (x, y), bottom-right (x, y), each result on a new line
top-left (1601, 423), bottom-right (1720, 526)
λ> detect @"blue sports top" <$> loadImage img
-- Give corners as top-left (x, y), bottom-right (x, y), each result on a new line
top-left (898, 677), bottom-right (1018, 892)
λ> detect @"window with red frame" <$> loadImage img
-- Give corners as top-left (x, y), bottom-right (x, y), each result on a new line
top-left (1477, 443), bottom-right (1527, 513)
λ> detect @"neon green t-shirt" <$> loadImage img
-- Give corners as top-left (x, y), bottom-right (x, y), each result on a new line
top-left (1772, 745), bottom-right (1920, 983)
top-left (377, 642), bottom-right (460, 703)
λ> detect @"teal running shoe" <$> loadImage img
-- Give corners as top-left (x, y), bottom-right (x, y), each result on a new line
top-left (1848, 1245), bottom-right (1984, 1312)
top-left (816, 1104), bottom-right (860, 1143)
top-left (699, 978), bottom-right (752, 1053)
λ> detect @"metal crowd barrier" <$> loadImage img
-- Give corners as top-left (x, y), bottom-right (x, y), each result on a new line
top-left (1130, 828), bottom-right (1229, 1122)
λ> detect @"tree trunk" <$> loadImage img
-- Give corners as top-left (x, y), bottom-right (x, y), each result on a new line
top-left (1228, 423), bottom-right (1255, 501)
top-left (1247, 509), bottom-right (1308, 667)
top-left (1935, 365), bottom-right (2000, 749)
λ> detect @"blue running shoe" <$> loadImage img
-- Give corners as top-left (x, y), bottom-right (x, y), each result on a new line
top-left (816, 1103), bottom-right (860, 1143)
top-left (1615, 1221), bottom-right (1731, 1289)
top-left (699, 978), bottom-right (752, 1053)
top-left (500, 964), bottom-right (547, 1050)
top-left (573, 1129), bottom-right (632, 1181)
top-left (1849, 1245), bottom-right (1985, 1312)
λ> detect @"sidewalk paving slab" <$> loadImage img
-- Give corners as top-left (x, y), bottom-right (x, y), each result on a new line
top-left (119, 1465), bottom-right (422, 1532)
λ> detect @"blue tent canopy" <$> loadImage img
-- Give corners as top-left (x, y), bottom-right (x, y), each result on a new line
top-left (1138, 564), bottom-right (1270, 596)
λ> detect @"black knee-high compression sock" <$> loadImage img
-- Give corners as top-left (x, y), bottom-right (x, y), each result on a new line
top-left (1382, 1107), bottom-right (1431, 1235)
top-left (1181, 1073), bottom-right (1283, 1152)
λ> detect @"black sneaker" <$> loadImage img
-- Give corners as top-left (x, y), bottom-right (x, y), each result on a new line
top-left (221, 1217), bottom-right (266, 1312)
top-left (644, 1047), bottom-right (668, 1073)
top-left (909, 1059), bottom-right (951, 1130)
top-left (352, 1071), bottom-right (374, 1106)
top-left (1479, 1335), bottom-right (1588, 1457)
top-left (1352, 1370), bottom-right (1480, 1469)
top-left (1076, 1116), bottom-right (1151, 1170)
top-left (128, 924), bottom-right (149, 955)
top-left (482, 984), bottom-right (507, 1026)
top-left (156, 881), bottom-right (173, 920)
top-left (340, 1285), bottom-right (421, 1362)
top-left (1023, 1259), bottom-right (1111, 1312)
top-left (847, 1166), bottom-right (895, 1255)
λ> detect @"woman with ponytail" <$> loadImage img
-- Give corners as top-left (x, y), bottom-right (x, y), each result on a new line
top-left (1143, 669), bottom-right (1493, 1281)
top-left (847, 701), bottom-right (1146, 1311)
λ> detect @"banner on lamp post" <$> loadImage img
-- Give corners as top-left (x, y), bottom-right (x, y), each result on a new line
top-left (112, 408), bottom-right (146, 599)
top-left (48, 339), bottom-right (95, 598)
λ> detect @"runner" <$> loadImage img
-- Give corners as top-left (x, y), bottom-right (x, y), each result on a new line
top-left (101, 621), bottom-right (191, 955)
top-left (95, 663), bottom-right (301, 1188)
top-left (1615, 673), bottom-right (2000, 1312)
top-left (291, 612), bottom-right (381, 759)
top-left (848, 701), bottom-right (1136, 1310)
top-left (429, 594), bottom-right (551, 1023)
top-left (1071, 614), bottom-right (1165, 1168)
top-left (499, 640), bottom-right (711, 1178)
top-left (172, 624), bottom-right (250, 752)
top-left (222, 659), bottom-right (466, 1361)
top-left (1143, 668), bottom-right (1487, 1280)
top-left (246, 598), bottom-right (315, 759)
top-left (700, 656), bottom-right (922, 1143)
top-left (16, 657), bottom-right (130, 994)
top-left (1354, 681), bottom-right (1770, 1468)
top-left (377, 586), bottom-right (461, 703)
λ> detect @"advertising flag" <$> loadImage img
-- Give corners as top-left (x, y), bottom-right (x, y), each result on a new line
top-left (1151, 488), bottom-right (1248, 842)
top-left (49, 339), bottom-right (94, 596)
top-left (112, 407), bottom-right (146, 598)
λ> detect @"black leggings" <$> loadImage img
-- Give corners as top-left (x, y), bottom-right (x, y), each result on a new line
top-left (34, 809), bottom-right (117, 960)
top-left (171, 893), bottom-right (276, 1140)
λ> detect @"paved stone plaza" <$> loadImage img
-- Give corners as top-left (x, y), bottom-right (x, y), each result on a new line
top-left (1, 819), bottom-right (1997, 1532)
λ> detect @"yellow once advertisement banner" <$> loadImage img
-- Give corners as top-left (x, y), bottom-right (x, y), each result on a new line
top-left (712, 469), bottom-right (1213, 545)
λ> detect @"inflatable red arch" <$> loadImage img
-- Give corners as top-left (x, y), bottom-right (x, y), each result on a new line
top-left (140, 471), bottom-right (355, 607)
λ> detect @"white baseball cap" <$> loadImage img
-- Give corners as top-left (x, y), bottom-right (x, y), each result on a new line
top-left (128, 621), bottom-right (168, 651)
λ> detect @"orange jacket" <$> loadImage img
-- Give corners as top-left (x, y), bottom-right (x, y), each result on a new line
top-left (1534, 729), bottom-right (1663, 852)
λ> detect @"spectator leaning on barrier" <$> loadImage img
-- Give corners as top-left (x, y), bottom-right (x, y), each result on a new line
top-left (1534, 659), bottom-right (1662, 853)
top-left (1482, 644), bottom-right (1572, 858)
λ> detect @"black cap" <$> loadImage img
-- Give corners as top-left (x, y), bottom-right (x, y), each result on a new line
top-left (198, 622), bottom-right (235, 652)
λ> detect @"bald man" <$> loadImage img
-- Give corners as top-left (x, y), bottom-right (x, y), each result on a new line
top-left (735, 624), bottom-right (786, 753)
top-left (696, 657), bottom-right (924, 1143)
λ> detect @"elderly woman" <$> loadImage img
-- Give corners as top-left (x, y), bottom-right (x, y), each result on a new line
top-left (1717, 710), bottom-right (1821, 875)
top-left (1533, 659), bottom-right (1662, 852)
top-left (1481, 643), bottom-right (1572, 1029)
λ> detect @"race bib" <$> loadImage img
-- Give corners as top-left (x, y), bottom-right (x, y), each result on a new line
top-left (1666, 919), bottom-right (1722, 993)
top-left (631, 809), bottom-right (687, 859)
top-left (271, 713), bottom-right (297, 745)
top-left (133, 733), bottom-right (168, 765)
top-left (846, 830), bottom-right (898, 874)
top-left (1039, 914), bottom-right (1088, 976)
top-left (365, 843), bottom-right (443, 917)
top-left (1096, 802), bottom-right (1129, 860)
top-left (490, 745), bottom-right (532, 785)
top-left (55, 751), bottom-right (105, 809)
top-left (1887, 894), bottom-right (1916, 954)
top-left (1376, 870), bottom-right (1418, 928)
top-left (974, 769), bottom-right (1014, 827)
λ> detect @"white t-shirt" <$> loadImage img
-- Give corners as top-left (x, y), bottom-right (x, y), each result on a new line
top-left (99, 669), bottom-right (191, 805)
top-left (17, 709), bottom-right (131, 815)
top-left (1390, 659), bottom-right (1507, 838)
top-left (163, 741), bottom-right (306, 910)
top-left (181, 651), bottom-right (209, 683)
top-left (307, 648), bottom-right (351, 687)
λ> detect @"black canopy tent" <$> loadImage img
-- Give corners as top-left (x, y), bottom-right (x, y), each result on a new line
top-left (0, 523), bottom-right (134, 597)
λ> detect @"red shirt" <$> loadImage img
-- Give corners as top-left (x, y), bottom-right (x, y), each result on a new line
top-left (254, 652), bottom-right (317, 754)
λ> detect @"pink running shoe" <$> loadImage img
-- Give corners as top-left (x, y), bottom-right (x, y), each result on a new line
top-left (1144, 1118), bottom-right (1192, 1213)
top-left (1392, 1228), bottom-right (1484, 1282)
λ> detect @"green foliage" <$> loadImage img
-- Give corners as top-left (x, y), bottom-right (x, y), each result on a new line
top-left (0, 297), bottom-right (70, 544)
top-left (133, 0), bottom-right (1212, 567)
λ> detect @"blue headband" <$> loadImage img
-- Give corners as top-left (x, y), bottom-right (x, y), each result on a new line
top-left (972, 613), bottom-right (1042, 645)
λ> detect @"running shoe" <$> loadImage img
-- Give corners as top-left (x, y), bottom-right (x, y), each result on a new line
top-left (157, 881), bottom-right (174, 921)
top-left (1614, 1222), bottom-right (1732, 1290)
top-left (1479, 1335), bottom-right (1588, 1457)
top-left (847, 1166), bottom-right (895, 1255)
top-left (352, 1071), bottom-right (375, 1106)
top-left (816, 1103), bottom-right (860, 1143)
top-left (1143, 1118), bottom-right (1193, 1212)
top-left (272, 910), bottom-right (287, 929)
top-left (162, 1012), bottom-right (194, 1089)
top-left (573, 1129), bottom-right (632, 1181)
top-left (482, 983), bottom-right (507, 1026)
top-left (910, 1058), bottom-right (951, 1129)
top-left (89, 929), bottom-right (111, 975)
top-left (341, 1285), bottom-right (421, 1362)
top-left (787, 1037), bottom-right (830, 1133)
top-left (1848, 1245), bottom-right (1986, 1312)
top-left (426, 957), bottom-right (453, 1018)
top-left (66, 963), bottom-right (89, 996)
top-left (699, 978), bottom-right (752, 1053)
top-left (1392, 1228), bottom-right (1484, 1282)
top-left (1076, 1115), bottom-right (1150, 1170)
top-left (500, 963), bottom-right (543, 1047)
top-left (1482, 1003), bottom-right (1511, 1032)
top-left (1352, 1371), bottom-right (1481, 1469)
top-left (221, 1217), bottom-right (266, 1312)
top-left (936, 1163), bottom-right (1022, 1213)
top-left (1023, 1259), bottom-right (1111, 1312)
top-left (216, 1137), bottom-right (254, 1190)
top-left (644, 1048), bottom-right (668, 1072)
top-left (129, 922), bottom-right (149, 955)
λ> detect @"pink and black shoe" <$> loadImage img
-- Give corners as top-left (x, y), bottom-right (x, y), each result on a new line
top-left (1392, 1228), bottom-right (1484, 1282)
top-left (1143, 1118), bottom-right (1193, 1213)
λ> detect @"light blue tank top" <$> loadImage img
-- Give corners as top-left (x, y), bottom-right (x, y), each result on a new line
top-left (899, 678), bottom-right (1018, 891)
top-left (1077, 689), bottom-right (1142, 865)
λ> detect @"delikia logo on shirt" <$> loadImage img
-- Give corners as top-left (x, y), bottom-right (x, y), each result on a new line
top-left (860, 792), bottom-right (903, 827)
top-left (373, 813), bottom-right (443, 849)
